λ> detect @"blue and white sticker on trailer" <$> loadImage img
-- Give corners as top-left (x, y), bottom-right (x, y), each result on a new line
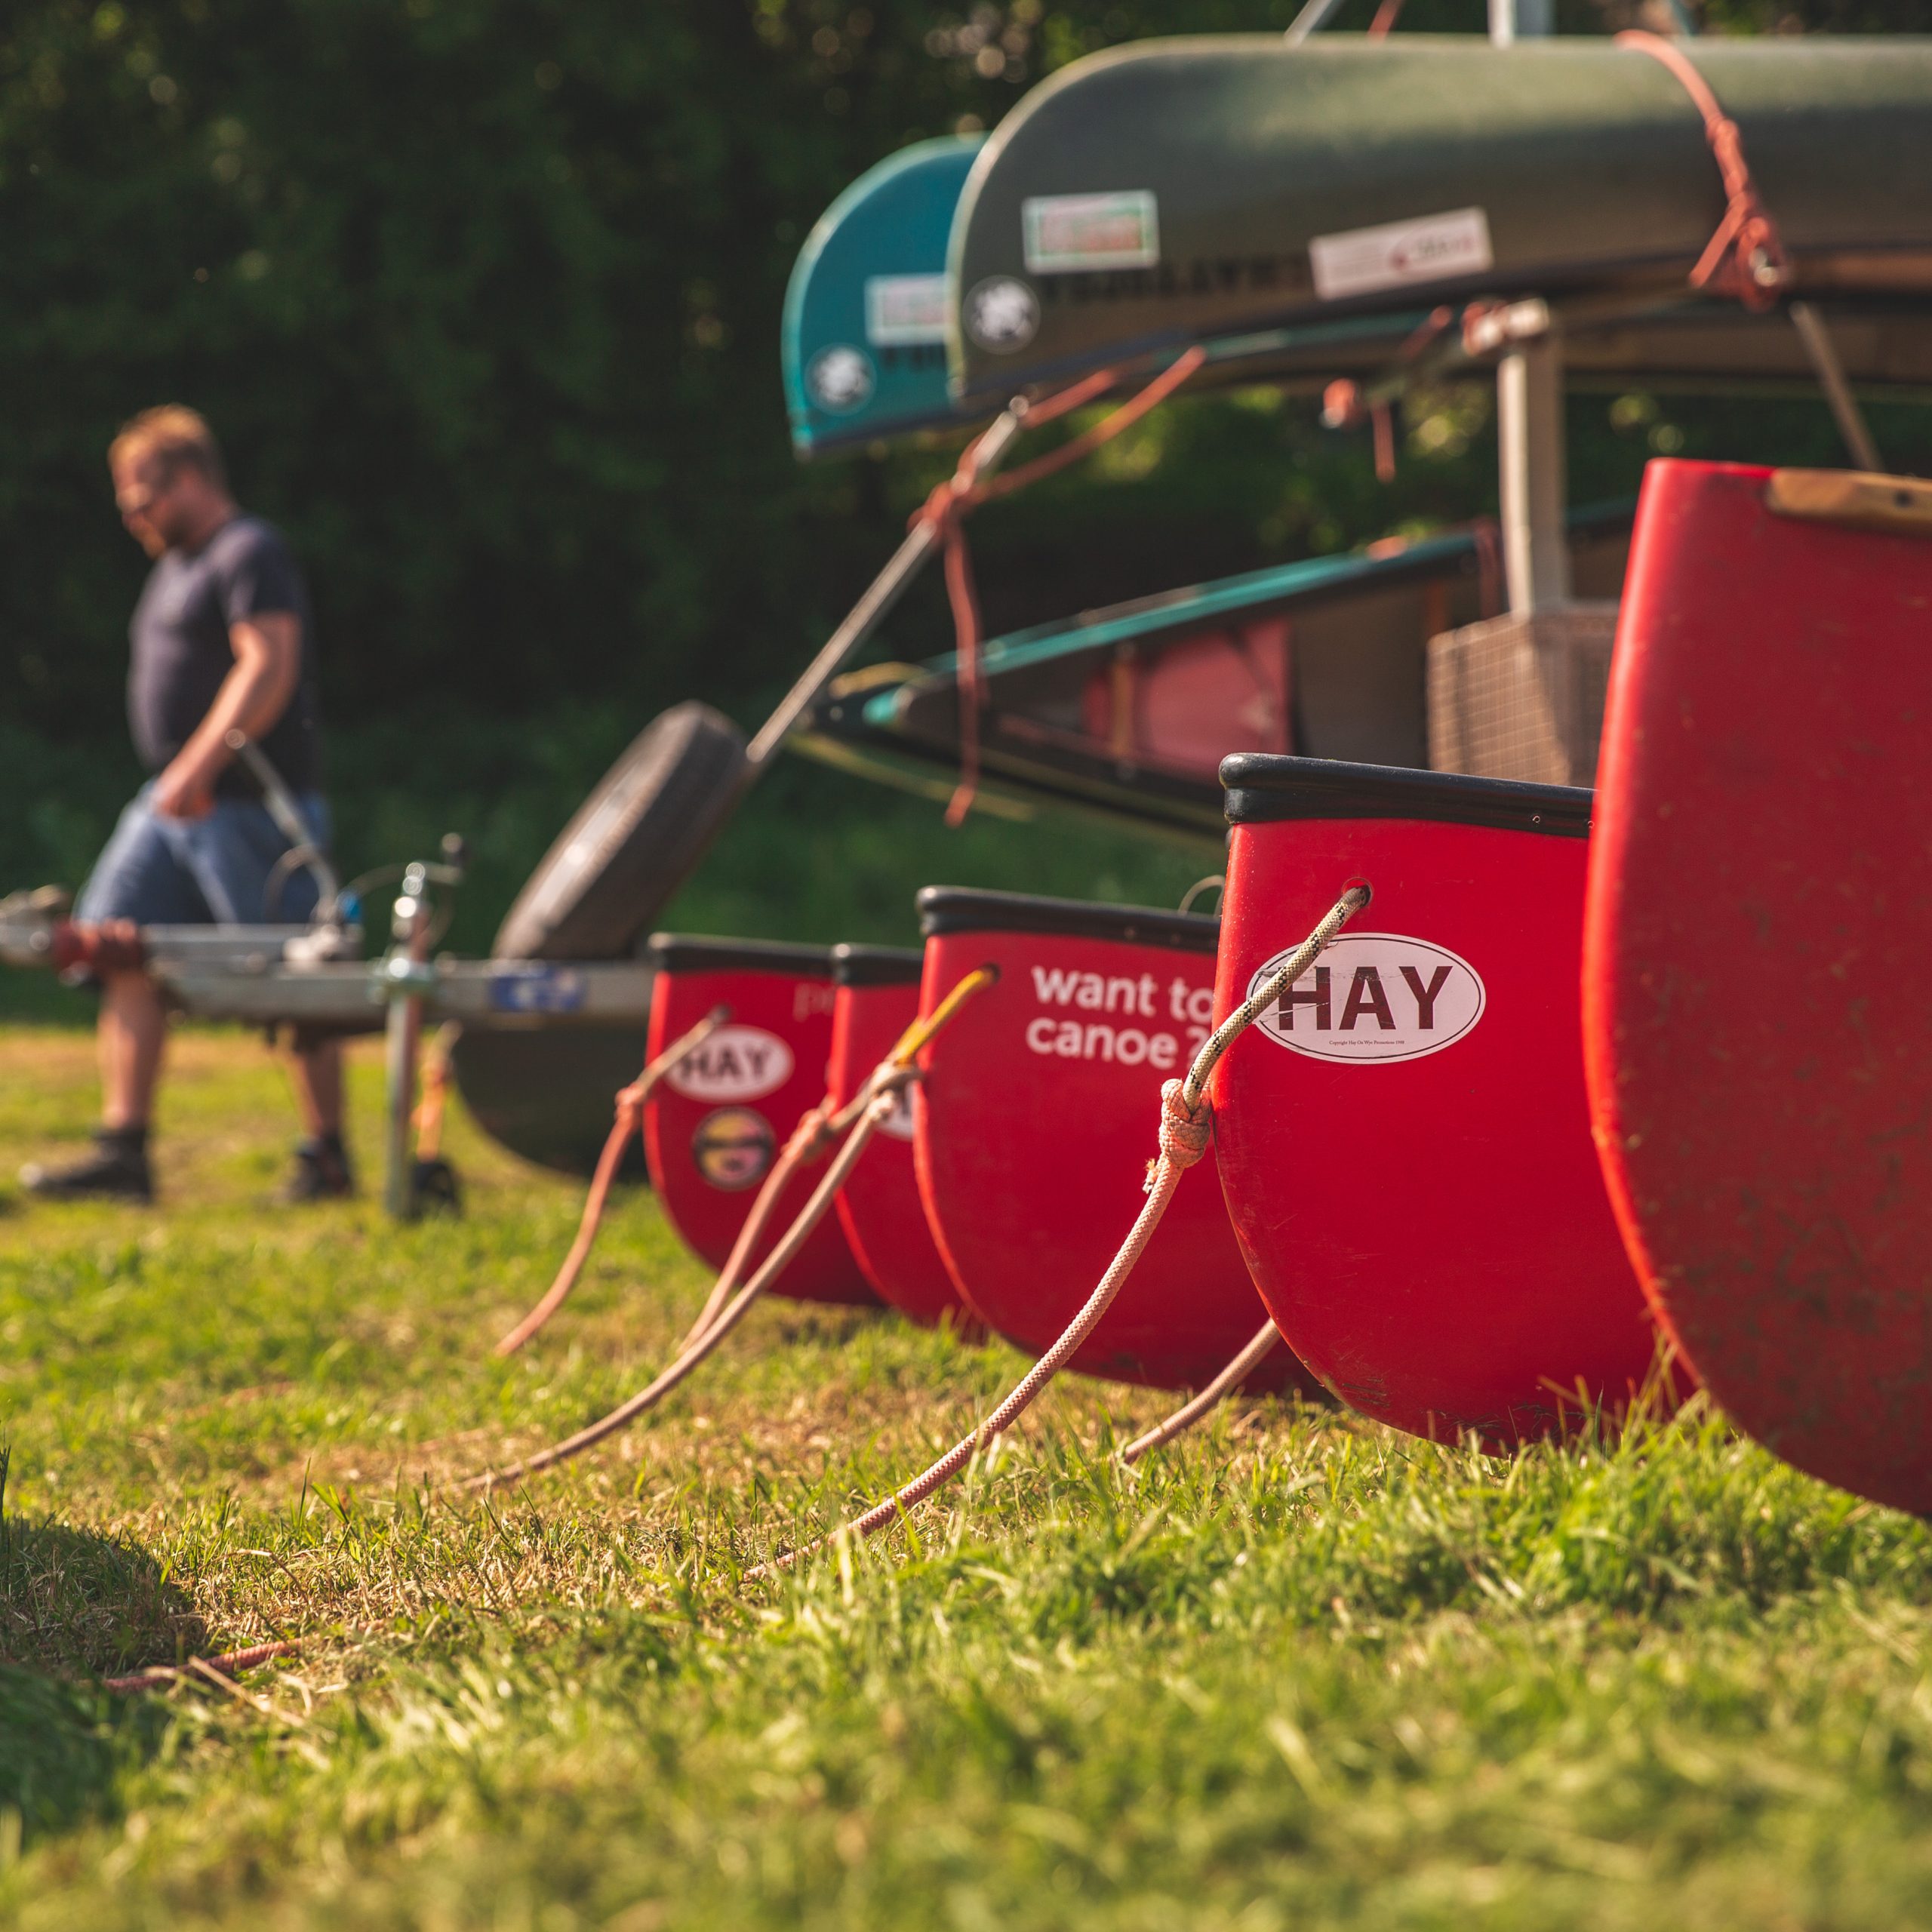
top-left (488, 965), bottom-right (589, 1016)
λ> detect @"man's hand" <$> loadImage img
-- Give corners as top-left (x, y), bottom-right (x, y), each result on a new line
top-left (152, 751), bottom-right (219, 820)
top-left (153, 615), bottom-right (301, 820)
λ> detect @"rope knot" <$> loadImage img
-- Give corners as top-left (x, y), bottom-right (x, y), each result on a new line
top-left (872, 1062), bottom-right (918, 1100)
top-left (1153, 1078), bottom-right (1212, 1180)
top-left (912, 466), bottom-right (977, 540)
top-left (1618, 30), bottom-right (1790, 312)
top-left (785, 1103), bottom-right (838, 1164)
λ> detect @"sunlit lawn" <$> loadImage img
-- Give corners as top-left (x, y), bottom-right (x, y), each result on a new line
top-left (2, 1022), bottom-right (1931, 1930)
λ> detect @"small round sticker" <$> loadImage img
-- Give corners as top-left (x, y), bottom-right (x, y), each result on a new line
top-left (692, 1107), bottom-right (775, 1192)
top-left (1245, 933), bottom-right (1485, 1065)
top-left (964, 277), bottom-right (1040, 352)
top-left (806, 344), bottom-right (875, 413)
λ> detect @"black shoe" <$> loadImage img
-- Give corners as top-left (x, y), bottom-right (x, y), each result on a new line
top-left (410, 1156), bottom-right (462, 1215)
top-left (21, 1131), bottom-right (153, 1203)
top-left (285, 1136), bottom-right (355, 1203)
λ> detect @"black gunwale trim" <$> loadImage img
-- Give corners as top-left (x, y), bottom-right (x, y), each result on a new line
top-left (1220, 755), bottom-right (1592, 838)
top-left (647, 933), bottom-right (835, 977)
top-left (830, 943), bottom-right (926, 988)
top-left (918, 886), bottom-right (1218, 954)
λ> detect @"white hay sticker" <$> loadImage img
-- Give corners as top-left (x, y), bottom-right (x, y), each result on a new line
top-left (865, 272), bottom-right (949, 346)
top-left (1022, 191), bottom-right (1159, 273)
top-left (666, 1025), bottom-right (795, 1102)
top-left (1309, 208), bottom-right (1492, 302)
top-left (1246, 934), bottom-right (1484, 1065)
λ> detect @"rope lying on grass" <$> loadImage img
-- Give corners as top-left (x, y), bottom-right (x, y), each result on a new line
top-left (494, 1005), bottom-right (731, 1355)
top-left (103, 1640), bottom-right (300, 1695)
top-left (1120, 1318), bottom-right (1284, 1466)
top-left (462, 968), bottom-right (998, 1494)
top-left (746, 880), bottom-right (1371, 1579)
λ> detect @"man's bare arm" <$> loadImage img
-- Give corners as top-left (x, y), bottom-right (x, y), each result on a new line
top-left (152, 614), bottom-right (302, 820)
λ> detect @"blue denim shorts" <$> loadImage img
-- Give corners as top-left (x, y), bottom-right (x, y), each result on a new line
top-left (75, 781), bottom-right (334, 928)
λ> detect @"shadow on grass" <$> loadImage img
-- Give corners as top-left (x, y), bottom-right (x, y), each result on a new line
top-left (0, 1662), bottom-right (171, 1843)
top-left (1, 1454), bottom-right (198, 1839)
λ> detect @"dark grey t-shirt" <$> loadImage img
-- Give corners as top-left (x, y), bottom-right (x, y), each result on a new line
top-left (128, 514), bottom-right (321, 798)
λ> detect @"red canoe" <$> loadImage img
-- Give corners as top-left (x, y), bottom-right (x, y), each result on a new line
top-left (1212, 757), bottom-right (1666, 1445)
top-left (826, 943), bottom-right (981, 1331)
top-left (1585, 460), bottom-right (1932, 1512)
top-left (641, 935), bottom-right (878, 1306)
top-left (913, 888), bottom-right (1321, 1396)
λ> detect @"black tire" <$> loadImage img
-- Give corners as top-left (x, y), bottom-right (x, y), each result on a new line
top-left (493, 703), bottom-right (749, 962)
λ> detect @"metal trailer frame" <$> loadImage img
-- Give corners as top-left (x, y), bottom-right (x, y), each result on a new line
top-left (1, 877), bottom-right (655, 1220)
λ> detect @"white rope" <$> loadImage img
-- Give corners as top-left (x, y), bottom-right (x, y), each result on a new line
top-left (746, 880), bottom-right (1371, 1579)
top-left (463, 968), bottom-right (998, 1494)
top-left (463, 1087), bottom-right (901, 1494)
top-left (1121, 1321), bottom-right (1284, 1464)
top-left (493, 1006), bottom-right (729, 1355)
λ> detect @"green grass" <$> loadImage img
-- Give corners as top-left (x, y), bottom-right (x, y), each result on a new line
top-left (3, 1025), bottom-right (1932, 1929)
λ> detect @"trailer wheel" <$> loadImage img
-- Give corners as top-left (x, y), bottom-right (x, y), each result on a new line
top-left (493, 703), bottom-right (748, 962)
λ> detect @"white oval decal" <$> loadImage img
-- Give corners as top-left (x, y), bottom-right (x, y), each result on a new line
top-left (666, 1025), bottom-right (795, 1103)
top-left (1245, 933), bottom-right (1484, 1065)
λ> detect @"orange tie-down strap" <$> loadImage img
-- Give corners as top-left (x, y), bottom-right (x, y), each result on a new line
top-left (913, 346), bottom-right (1210, 826)
top-left (1617, 29), bottom-right (1792, 311)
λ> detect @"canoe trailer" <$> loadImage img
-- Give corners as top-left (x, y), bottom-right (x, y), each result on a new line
top-left (0, 868), bottom-right (658, 1218)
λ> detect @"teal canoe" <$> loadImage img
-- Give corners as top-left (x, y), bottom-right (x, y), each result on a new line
top-left (949, 35), bottom-right (1932, 405)
top-left (781, 137), bottom-right (983, 457)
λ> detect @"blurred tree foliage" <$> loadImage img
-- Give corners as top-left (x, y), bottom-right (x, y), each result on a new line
top-left (3, 0), bottom-right (1927, 762)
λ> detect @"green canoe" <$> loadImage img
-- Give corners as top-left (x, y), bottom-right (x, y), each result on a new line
top-left (949, 35), bottom-right (1932, 405)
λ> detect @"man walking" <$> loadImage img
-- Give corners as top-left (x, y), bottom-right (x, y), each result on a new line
top-left (22, 406), bottom-right (352, 1203)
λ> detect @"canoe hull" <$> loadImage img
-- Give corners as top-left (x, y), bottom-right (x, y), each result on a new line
top-left (1584, 460), bottom-right (1932, 1512)
top-left (951, 36), bottom-right (1932, 401)
top-left (1213, 758), bottom-right (1666, 1446)
top-left (451, 1023), bottom-right (651, 1178)
top-left (641, 938), bottom-right (878, 1307)
top-left (783, 137), bottom-right (983, 457)
top-left (800, 511), bottom-right (1632, 837)
top-left (828, 948), bottom-right (981, 1330)
top-left (914, 888), bottom-right (1322, 1396)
